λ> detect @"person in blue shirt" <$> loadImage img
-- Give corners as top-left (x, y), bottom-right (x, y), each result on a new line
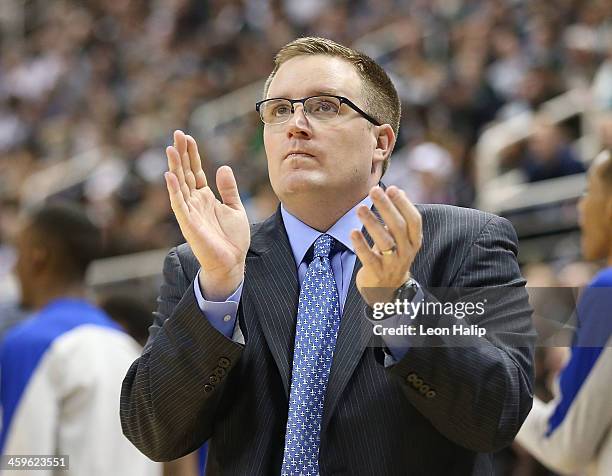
top-left (516, 149), bottom-right (612, 476)
top-left (0, 202), bottom-right (160, 476)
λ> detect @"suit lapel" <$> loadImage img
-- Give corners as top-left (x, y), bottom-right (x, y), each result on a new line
top-left (245, 209), bottom-right (299, 396)
top-left (321, 254), bottom-right (372, 433)
top-left (321, 207), bottom-right (385, 433)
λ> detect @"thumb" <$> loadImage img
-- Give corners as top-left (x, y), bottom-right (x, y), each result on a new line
top-left (216, 166), bottom-right (243, 210)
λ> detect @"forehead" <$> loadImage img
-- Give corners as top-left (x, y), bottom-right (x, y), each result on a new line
top-left (267, 55), bottom-right (363, 99)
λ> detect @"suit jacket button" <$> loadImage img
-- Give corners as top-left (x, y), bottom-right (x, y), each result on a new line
top-left (209, 375), bottom-right (220, 385)
top-left (218, 357), bottom-right (231, 368)
top-left (426, 390), bottom-right (436, 399)
top-left (213, 367), bottom-right (226, 378)
top-left (406, 373), bottom-right (417, 384)
top-left (204, 384), bottom-right (214, 393)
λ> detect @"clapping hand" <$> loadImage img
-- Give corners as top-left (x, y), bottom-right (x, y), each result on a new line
top-left (351, 185), bottom-right (422, 307)
top-left (164, 130), bottom-right (250, 300)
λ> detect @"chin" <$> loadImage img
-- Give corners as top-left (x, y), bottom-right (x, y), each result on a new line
top-left (277, 171), bottom-right (328, 195)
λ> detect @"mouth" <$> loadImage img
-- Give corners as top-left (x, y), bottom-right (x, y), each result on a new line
top-left (285, 152), bottom-right (315, 160)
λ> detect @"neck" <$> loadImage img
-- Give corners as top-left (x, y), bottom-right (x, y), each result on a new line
top-left (29, 280), bottom-right (87, 311)
top-left (282, 191), bottom-right (369, 231)
top-left (280, 178), bottom-right (379, 231)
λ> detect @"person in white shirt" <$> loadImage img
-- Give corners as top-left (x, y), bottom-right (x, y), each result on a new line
top-left (0, 202), bottom-right (160, 476)
top-left (516, 150), bottom-right (612, 475)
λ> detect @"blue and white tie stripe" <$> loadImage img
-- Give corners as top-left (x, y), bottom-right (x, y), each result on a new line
top-left (281, 234), bottom-right (341, 476)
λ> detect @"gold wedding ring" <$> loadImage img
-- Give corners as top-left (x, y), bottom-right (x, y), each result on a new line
top-left (380, 245), bottom-right (397, 256)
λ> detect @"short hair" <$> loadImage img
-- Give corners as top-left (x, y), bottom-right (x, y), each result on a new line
top-left (28, 202), bottom-right (103, 281)
top-left (100, 295), bottom-right (153, 346)
top-left (263, 37), bottom-right (401, 175)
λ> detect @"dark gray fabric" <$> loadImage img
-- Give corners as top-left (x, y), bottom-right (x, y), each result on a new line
top-left (0, 302), bottom-right (28, 342)
top-left (121, 203), bottom-right (536, 476)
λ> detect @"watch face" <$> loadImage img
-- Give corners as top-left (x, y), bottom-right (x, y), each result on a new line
top-left (397, 279), bottom-right (418, 301)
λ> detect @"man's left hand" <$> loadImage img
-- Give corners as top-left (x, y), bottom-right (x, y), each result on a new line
top-left (351, 185), bottom-right (422, 307)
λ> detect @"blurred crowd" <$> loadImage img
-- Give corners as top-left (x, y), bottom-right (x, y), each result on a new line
top-left (0, 0), bottom-right (611, 258)
top-left (1, 1), bottom-right (612, 475)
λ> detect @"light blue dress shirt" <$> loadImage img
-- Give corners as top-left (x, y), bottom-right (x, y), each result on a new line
top-left (192, 196), bottom-right (416, 362)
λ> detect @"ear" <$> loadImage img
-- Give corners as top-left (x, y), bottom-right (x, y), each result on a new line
top-left (31, 246), bottom-right (50, 272)
top-left (371, 124), bottom-right (396, 174)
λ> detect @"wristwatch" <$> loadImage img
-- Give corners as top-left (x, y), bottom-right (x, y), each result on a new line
top-left (394, 277), bottom-right (419, 302)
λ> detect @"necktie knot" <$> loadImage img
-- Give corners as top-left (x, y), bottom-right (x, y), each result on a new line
top-left (313, 234), bottom-right (333, 259)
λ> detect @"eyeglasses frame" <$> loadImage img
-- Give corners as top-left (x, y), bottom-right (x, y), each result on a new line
top-left (255, 94), bottom-right (381, 126)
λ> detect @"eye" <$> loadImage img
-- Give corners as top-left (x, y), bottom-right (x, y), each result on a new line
top-left (272, 104), bottom-right (291, 116)
top-left (311, 99), bottom-right (339, 114)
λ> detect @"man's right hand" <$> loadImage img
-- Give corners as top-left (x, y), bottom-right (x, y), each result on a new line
top-left (164, 130), bottom-right (250, 301)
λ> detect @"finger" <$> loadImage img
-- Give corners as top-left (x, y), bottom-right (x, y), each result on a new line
top-left (164, 171), bottom-right (189, 222)
top-left (388, 187), bottom-right (422, 248)
top-left (350, 229), bottom-right (381, 269)
top-left (186, 135), bottom-right (207, 189)
top-left (216, 166), bottom-right (243, 210)
top-left (173, 130), bottom-right (197, 191)
top-left (173, 130), bottom-right (187, 158)
top-left (166, 146), bottom-right (191, 202)
top-left (369, 186), bottom-right (407, 254)
top-left (179, 135), bottom-right (197, 192)
top-left (357, 205), bottom-right (396, 253)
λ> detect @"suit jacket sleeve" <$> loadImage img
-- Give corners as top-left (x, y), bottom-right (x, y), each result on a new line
top-left (120, 246), bottom-right (244, 461)
top-left (386, 215), bottom-right (536, 452)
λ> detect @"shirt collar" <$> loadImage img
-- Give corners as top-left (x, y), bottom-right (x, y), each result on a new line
top-left (280, 196), bottom-right (373, 267)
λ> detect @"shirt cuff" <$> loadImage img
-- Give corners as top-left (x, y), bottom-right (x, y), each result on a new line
top-left (193, 269), bottom-right (243, 338)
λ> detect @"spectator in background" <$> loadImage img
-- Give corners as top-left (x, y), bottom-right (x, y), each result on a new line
top-left (515, 149), bottom-right (612, 475)
top-left (385, 141), bottom-right (458, 204)
top-left (597, 112), bottom-right (612, 150)
top-left (2, 0), bottom-right (612, 241)
top-left (521, 119), bottom-right (586, 182)
top-left (0, 202), bottom-right (160, 476)
top-left (592, 45), bottom-right (612, 110)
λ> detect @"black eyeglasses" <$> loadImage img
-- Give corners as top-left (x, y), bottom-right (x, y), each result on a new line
top-left (255, 95), bottom-right (381, 126)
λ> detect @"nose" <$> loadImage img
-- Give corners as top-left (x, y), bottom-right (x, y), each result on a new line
top-left (286, 103), bottom-right (312, 139)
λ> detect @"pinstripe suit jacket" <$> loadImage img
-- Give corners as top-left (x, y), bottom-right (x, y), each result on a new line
top-left (121, 203), bottom-right (536, 475)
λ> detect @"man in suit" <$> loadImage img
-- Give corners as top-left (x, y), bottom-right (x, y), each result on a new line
top-left (121, 37), bottom-right (536, 475)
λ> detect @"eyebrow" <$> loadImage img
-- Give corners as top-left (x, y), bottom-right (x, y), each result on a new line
top-left (269, 89), bottom-right (343, 99)
top-left (310, 89), bottom-right (341, 96)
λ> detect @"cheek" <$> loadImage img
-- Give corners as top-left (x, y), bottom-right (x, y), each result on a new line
top-left (263, 133), bottom-right (281, 175)
top-left (582, 210), bottom-right (606, 253)
top-left (263, 131), bottom-right (274, 157)
top-left (579, 198), bottom-right (596, 226)
top-left (332, 129), bottom-right (373, 168)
